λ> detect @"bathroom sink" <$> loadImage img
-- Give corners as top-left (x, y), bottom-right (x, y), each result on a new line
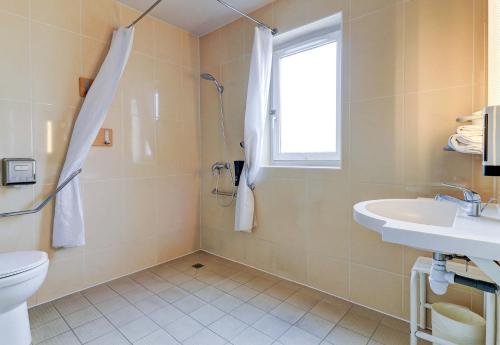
top-left (364, 199), bottom-right (458, 227)
top-left (353, 198), bottom-right (500, 261)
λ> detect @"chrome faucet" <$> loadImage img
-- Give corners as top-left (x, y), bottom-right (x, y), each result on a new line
top-left (435, 183), bottom-right (486, 217)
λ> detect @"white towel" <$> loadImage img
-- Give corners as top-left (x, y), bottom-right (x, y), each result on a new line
top-left (457, 125), bottom-right (483, 136)
top-left (448, 134), bottom-right (483, 154)
top-left (52, 27), bottom-right (134, 248)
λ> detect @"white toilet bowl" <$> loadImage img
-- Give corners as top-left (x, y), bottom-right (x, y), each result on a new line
top-left (0, 251), bottom-right (49, 345)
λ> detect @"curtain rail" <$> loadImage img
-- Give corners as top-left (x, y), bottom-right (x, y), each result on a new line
top-left (215, 0), bottom-right (278, 35)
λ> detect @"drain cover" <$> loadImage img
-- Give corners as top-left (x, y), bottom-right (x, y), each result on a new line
top-left (192, 263), bottom-right (204, 269)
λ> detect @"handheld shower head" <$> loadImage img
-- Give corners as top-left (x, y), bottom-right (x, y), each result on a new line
top-left (201, 73), bottom-right (224, 94)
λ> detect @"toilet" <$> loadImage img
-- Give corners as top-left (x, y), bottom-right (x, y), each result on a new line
top-left (0, 251), bottom-right (49, 345)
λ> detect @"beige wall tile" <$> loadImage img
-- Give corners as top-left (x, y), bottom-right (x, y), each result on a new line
top-left (120, 5), bottom-right (154, 56)
top-left (350, 96), bottom-right (404, 184)
top-left (404, 0), bottom-right (473, 92)
top-left (31, 0), bottom-right (81, 33)
top-left (403, 86), bottom-right (473, 186)
top-left (350, 3), bottom-right (404, 101)
top-left (33, 104), bottom-right (78, 184)
top-left (350, 264), bottom-right (403, 318)
top-left (154, 18), bottom-right (182, 63)
top-left (0, 0), bottom-right (28, 16)
top-left (31, 22), bottom-right (82, 107)
top-left (182, 31), bottom-right (200, 71)
top-left (307, 254), bottom-right (349, 299)
top-left (351, 0), bottom-right (400, 20)
top-left (0, 11), bottom-right (30, 101)
top-left (82, 0), bottom-right (120, 42)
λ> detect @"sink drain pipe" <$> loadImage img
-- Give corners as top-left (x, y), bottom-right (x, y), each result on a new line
top-left (430, 253), bottom-right (498, 295)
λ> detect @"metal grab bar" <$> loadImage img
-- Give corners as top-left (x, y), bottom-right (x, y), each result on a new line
top-left (0, 169), bottom-right (82, 218)
top-left (211, 188), bottom-right (236, 197)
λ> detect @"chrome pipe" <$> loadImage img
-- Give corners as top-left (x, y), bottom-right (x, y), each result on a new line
top-left (215, 0), bottom-right (278, 35)
top-left (127, 0), bottom-right (163, 29)
top-left (0, 169), bottom-right (82, 218)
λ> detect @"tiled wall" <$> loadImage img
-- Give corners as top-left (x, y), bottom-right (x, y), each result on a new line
top-left (199, 0), bottom-right (491, 320)
top-left (0, 0), bottom-right (200, 305)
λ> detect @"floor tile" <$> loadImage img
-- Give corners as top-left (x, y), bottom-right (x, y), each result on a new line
top-left (27, 252), bottom-right (416, 345)
top-left (180, 279), bottom-right (208, 293)
top-left (73, 317), bottom-right (115, 343)
top-left (53, 294), bottom-right (91, 316)
top-left (106, 304), bottom-right (143, 327)
top-left (164, 315), bottom-right (204, 342)
top-left (194, 286), bottom-right (225, 302)
top-left (326, 326), bottom-right (369, 345)
top-left (265, 284), bottom-right (296, 301)
top-left (208, 314), bottom-right (248, 341)
top-left (249, 293), bottom-right (282, 312)
top-left (149, 305), bottom-right (185, 327)
top-left (134, 329), bottom-right (179, 344)
top-left (119, 316), bottom-right (159, 343)
top-left (63, 305), bottom-right (102, 328)
top-left (122, 287), bottom-right (154, 304)
top-left (29, 303), bottom-right (61, 329)
top-left (95, 296), bottom-right (132, 315)
top-left (108, 277), bottom-right (143, 294)
top-left (190, 304), bottom-right (226, 325)
top-left (271, 303), bottom-right (307, 324)
top-left (158, 286), bottom-right (190, 303)
top-left (230, 303), bottom-right (266, 325)
top-left (183, 328), bottom-right (227, 345)
top-left (229, 285), bottom-right (260, 302)
top-left (133, 295), bottom-right (169, 314)
top-left (82, 285), bottom-right (119, 304)
top-left (310, 300), bottom-right (350, 324)
top-left (339, 312), bottom-right (379, 337)
top-left (173, 295), bottom-right (206, 314)
top-left (37, 331), bottom-right (80, 345)
top-left (215, 278), bottom-right (241, 292)
top-left (286, 291), bottom-right (322, 311)
top-left (371, 324), bottom-right (410, 345)
top-left (31, 318), bottom-right (70, 344)
top-left (253, 314), bottom-right (291, 339)
top-left (232, 327), bottom-right (274, 345)
top-left (86, 330), bottom-right (130, 345)
top-left (211, 293), bottom-right (243, 313)
top-left (278, 326), bottom-right (322, 345)
top-left (297, 313), bottom-right (335, 339)
top-left (245, 276), bottom-right (276, 291)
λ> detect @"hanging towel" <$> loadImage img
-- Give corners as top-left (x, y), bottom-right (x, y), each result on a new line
top-left (52, 27), bottom-right (134, 248)
top-left (235, 26), bottom-right (273, 232)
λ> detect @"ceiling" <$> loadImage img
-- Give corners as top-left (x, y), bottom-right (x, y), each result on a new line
top-left (118, 0), bottom-right (274, 36)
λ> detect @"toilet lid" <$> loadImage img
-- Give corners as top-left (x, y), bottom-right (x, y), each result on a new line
top-left (0, 251), bottom-right (48, 279)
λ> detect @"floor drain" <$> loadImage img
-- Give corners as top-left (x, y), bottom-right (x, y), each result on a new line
top-left (192, 263), bottom-right (204, 269)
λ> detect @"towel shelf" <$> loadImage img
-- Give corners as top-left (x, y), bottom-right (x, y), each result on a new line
top-left (0, 169), bottom-right (82, 218)
top-left (211, 188), bottom-right (236, 197)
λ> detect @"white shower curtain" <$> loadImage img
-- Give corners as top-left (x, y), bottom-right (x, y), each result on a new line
top-left (235, 26), bottom-right (273, 232)
top-left (52, 27), bottom-right (134, 248)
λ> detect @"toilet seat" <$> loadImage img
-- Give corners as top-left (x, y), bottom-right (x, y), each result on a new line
top-left (0, 251), bottom-right (48, 279)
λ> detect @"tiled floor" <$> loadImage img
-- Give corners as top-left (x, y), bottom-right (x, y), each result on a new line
top-left (29, 251), bottom-right (431, 345)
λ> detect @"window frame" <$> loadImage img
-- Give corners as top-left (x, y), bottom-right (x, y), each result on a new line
top-left (270, 28), bottom-right (342, 167)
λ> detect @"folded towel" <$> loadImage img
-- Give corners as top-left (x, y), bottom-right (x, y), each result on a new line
top-left (448, 134), bottom-right (482, 154)
top-left (454, 134), bottom-right (482, 145)
top-left (456, 125), bottom-right (483, 136)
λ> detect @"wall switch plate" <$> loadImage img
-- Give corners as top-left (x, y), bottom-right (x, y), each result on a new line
top-left (2, 158), bottom-right (36, 186)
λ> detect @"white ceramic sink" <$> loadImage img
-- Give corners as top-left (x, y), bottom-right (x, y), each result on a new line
top-left (353, 198), bottom-right (500, 261)
top-left (364, 199), bottom-right (458, 227)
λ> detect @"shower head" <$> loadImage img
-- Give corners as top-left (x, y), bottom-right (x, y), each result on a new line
top-left (201, 73), bottom-right (224, 94)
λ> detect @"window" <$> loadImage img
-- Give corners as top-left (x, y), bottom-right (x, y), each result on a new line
top-left (270, 17), bottom-right (342, 166)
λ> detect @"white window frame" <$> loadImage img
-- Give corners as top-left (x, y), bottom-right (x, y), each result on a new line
top-left (270, 27), bottom-right (342, 167)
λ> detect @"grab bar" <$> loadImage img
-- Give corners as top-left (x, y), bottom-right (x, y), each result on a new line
top-left (0, 169), bottom-right (82, 218)
top-left (211, 188), bottom-right (236, 197)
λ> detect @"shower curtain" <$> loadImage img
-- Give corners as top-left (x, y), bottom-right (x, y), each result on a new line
top-left (235, 26), bottom-right (273, 232)
top-left (52, 27), bottom-right (134, 248)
